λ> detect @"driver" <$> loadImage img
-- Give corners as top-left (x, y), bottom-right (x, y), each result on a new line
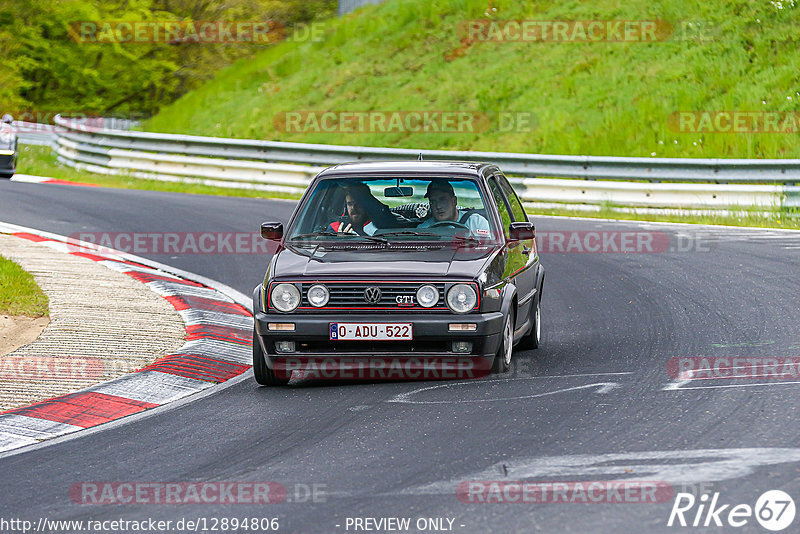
top-left (417, 181), bottom-right (491, 237)
top-left (328, 184), bottom-right (379, 235)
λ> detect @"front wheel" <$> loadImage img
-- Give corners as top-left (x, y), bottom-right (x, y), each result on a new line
top-left (253, 331), bottom-right (289, 386)
top-left (491, 309), bottom-right (515, 374)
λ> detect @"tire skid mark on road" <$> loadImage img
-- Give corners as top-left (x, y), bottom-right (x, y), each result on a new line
top-left (0, 229), bottom-right (253, 454)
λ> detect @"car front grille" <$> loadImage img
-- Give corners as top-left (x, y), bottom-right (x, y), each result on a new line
top-left (301, 282), bottom-right (447, 310)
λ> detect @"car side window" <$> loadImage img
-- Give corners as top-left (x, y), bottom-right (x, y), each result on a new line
top-left (496, 174), bottom-right (528, 223)
top-left (488, 178), bottom-right (512, 239)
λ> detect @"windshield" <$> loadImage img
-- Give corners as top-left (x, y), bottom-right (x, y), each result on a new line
top-left (287, 177), bottom-right (500, 243)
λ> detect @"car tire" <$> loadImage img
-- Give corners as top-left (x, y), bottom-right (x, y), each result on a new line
top-left (491, 309), bottom-right (515, 374)
top-left (518, 295), bottom-right (541, 350)
top-left (253, 331), bottom-right (289, 386)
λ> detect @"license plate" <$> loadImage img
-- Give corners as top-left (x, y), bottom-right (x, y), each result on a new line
top-left (330, 323), bottom-right (413, 341)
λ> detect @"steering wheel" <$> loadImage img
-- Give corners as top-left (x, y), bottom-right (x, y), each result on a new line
top-left (429, 221), bottom-right (469, 230)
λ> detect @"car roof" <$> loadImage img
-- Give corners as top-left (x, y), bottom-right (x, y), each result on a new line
top-left (316, 161), bottom-right (497, 178)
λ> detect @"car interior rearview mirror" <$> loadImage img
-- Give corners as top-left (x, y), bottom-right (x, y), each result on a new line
top-left (384, 186), bottom-right (414, 197)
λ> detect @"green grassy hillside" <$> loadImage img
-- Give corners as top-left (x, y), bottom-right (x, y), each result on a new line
top-left (146, 0), bottom-right (800, 159)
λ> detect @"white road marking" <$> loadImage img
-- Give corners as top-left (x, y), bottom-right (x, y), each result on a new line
top-left (99, 260), bottom-right (179, 277)
top-left (669, 380), bottom-right (800, 391)
top-left (145, 281), bottom-right (231, 300)
top-left (178, 338), bottom-right (252, 364)
top-left (0, 432), bottom-right (38, 453)
top-left (178, 309), bottom-right (253, 329)
top-left (0, 416), bottom-right (85, 453)
top-left (663, 368), bottom-right (800, 391)
top-left (88, 370), bottom-right (214, 404)
top-left (0, 415), bottom-right (83, 439)
top-left (514, 372), bottom-right (633, 378)
top-left (388, 379), bottom-right (623, 404)
top-left (9, 174), bottom-right (51, 184)
top-left (662, 377), bottom-right (694, 391)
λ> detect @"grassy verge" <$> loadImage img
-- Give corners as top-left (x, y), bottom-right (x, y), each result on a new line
top-left (0, 255), bottom-right (49, 317)
top-left (16, 145), bottom-right (302, 201)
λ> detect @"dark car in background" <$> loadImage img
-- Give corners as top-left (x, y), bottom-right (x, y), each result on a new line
top-left (0, 114), bottom-right (18, 178)
top-left (253, 161), bottom-right (544, 386)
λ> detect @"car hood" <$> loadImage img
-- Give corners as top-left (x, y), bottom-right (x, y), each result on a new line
top-left (273, 244), bottom-right (500, 280)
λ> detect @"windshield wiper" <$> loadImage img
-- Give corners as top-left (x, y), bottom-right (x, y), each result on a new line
top-left (290, 231), bottom-right (342, 240)
top-left (375, 231), bottom-right (445, 239)
top-left (290, 231), bottom-right (388, 245)
top-left (450, 234), bottom-right (490, 244)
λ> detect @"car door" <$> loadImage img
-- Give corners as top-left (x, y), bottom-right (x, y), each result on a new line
top-left (487, 175), bottom-right (536, 331)
top-left (496, 173), bottom-right (538, 318)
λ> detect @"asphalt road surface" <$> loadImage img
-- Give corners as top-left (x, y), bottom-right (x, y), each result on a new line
top-left (1, 179), bottom-right (799, 534)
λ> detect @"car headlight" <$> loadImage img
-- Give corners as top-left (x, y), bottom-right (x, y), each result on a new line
top-left (416, 285), bottom-right (439, 308)
top-left (270, 283), bottom-right (301, 312)
top-left (446, 284), bottom-right (477, 313)
top-left (307, 284), bottom-right (330, 307)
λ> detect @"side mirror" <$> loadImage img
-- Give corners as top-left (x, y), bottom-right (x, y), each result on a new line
top-left (509, 222), bottom-right (535, 241)
top-left (261, 222), bottom-right (283, 240)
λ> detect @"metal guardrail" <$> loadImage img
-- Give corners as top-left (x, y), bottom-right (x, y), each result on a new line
top-left (14, 121), bottom-right (57, 146)
top-left (16, 118), bottom-right (140, 147)
top-left (52, 115), bottom-right (800, 212)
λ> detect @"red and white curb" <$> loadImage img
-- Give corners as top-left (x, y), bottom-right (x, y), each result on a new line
top-left (0, 223), bottom-right (253, 454)
top-left (10, 174), bottom-right (98, 187)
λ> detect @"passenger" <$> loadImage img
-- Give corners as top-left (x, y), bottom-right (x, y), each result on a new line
top-left (417, 181), bottom-right (491, 237)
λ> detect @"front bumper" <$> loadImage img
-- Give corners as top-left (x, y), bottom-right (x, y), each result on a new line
top-left (254, 310), bottom-right (504, 379)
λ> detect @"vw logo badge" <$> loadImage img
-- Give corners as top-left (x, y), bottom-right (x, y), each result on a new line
top-left (364, 286), bottom-right (382, 304)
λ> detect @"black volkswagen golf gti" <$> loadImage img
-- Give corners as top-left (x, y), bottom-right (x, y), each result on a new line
top-left (253, 161), bottom-right (544, 385)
